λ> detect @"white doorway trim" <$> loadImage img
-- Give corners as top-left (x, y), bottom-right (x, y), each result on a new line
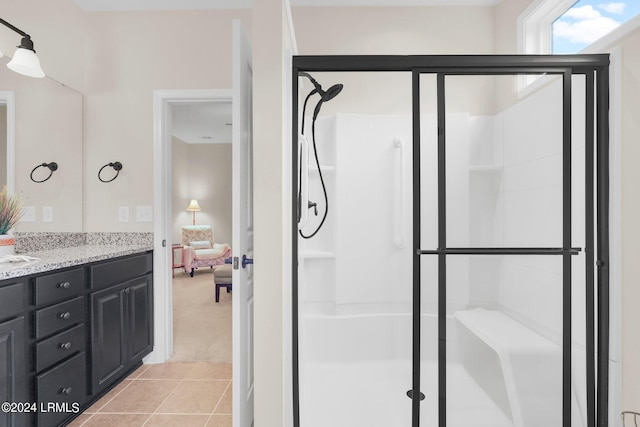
top-left (150, 89), bottom-right (233, 364)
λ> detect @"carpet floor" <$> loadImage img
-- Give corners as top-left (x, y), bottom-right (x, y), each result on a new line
top-left (171, 269), bottom-right (232, 362)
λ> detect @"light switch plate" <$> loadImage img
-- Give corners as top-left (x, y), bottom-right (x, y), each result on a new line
top-left (21, 206), bottom-right (36, 222)
top-left (119, 206), bottom-right (130, 222)
top-left (43, 206), bottom-right (53, 222)
top-left (136, 206), bottom-right (153, 222)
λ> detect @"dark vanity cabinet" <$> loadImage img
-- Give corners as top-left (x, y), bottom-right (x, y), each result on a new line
top-left (0, 250), bottom-right (153, 427)
top-left (90, 253), bottom-right (153, 395)
top-left (0, 282), bottom-right (27, 427)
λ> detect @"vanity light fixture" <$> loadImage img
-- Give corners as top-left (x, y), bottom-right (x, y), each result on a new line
top-left (98, 161), bottom-right (123, 183)
top-left (30, 162), bottom-right (58, 183)
top-left (0, 18), bottom-right (45, 78)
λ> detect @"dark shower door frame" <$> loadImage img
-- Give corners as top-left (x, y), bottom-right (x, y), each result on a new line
top-left (291, 55), bottom-right (610, 427)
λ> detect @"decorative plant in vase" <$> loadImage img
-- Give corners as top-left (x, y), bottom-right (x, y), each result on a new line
top-left (0, 186), bottom-right (25, 255)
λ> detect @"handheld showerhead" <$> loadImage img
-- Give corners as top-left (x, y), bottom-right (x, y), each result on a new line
top-left (299, 72), bottom-right (343, 102)
top-left (298, 72), bottom-right (344, 239)
top-left (312, 84), bottom-right (342, 120)
top-left (322, 84), bottom-right (343, 102)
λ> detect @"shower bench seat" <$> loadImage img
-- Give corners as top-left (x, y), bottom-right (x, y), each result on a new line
top-left (455, 309), bottom-right (562, 427)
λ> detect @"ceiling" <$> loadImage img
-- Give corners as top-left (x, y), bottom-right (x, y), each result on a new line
top-left (74, 0), bottom-right (502, 11)
top-left (172, 102), bottom-right (232, 145)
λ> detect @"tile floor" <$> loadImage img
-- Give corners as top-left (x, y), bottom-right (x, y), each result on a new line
top-left (66, 362), bottom-right (232, 427)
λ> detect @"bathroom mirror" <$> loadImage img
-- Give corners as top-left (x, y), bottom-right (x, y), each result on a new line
top-left (0, 56), bottom-right (83, 232)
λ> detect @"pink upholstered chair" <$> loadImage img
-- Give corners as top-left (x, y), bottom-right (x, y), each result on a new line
top-left (181, 225), bottom-right (231, 277)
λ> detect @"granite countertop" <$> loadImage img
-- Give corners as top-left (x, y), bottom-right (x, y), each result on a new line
top-left (0, 243), bottom-right (154, 280)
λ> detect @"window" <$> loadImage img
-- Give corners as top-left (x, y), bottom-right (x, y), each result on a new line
top-left (553, 0), bottom-right (640, 53)
top-left (518, 0), bottom-right (640, 93)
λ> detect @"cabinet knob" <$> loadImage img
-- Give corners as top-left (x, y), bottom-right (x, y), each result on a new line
top-left (59, 387), bottom-right (72, 395)
top-left (58, 281), bottom-right (71, 289)
top-left (59, 342), bottom-right (72, 350)
top-left (58, 312), bottom-right (71, 320)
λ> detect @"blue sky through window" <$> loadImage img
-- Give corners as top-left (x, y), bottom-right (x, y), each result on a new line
top-left (552, 0), bottom-right (640, 53)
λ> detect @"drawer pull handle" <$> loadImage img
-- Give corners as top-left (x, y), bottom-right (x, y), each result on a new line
top-left (59, 342), bottom-right (72, 350)
top-left (58, 312), bottom-right (71, 320)
top-left (58, 281), bottom-right (71, 289)
top-left (59, 387), bottom-right (72, 395)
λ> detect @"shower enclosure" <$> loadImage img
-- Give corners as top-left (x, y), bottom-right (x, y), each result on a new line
top-left (291, 55), bottom-right (610, 427)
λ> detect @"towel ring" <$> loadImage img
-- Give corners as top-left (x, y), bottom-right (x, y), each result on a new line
top-left (30, 162), bottom-right (58, 183)
top-left (98, 161), bottom-right (123, 183)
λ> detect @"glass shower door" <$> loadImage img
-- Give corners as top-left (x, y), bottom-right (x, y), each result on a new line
top-left (292, 55), bottom-right (609, 427)
top-left (416, 70), bottom-right (593, 427)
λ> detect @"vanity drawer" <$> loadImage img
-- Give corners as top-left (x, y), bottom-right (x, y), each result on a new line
top-left (35, 296), bottom-right (84, 339)
top-left (37, 352), bottom-right (86, 427)
top-left (35, 324), bottom-right (85, 372)
top-left (0, 282), bottom-right (24, 321)
top-left (90, 252), bottom-right (152, 291)
top-left (34, 268), bottom-right (85, 307)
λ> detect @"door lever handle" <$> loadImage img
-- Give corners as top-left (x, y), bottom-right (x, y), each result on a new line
top-left (242, 254), bottom-right (253, 268)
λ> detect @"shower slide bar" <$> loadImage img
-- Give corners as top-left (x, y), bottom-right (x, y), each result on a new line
top-left (297, 134), bottom-right (310, 228)
top-left (418, 247), bottom-right (582, 255)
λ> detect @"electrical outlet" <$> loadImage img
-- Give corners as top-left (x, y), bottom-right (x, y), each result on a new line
top-left (136, 206), bottom-right (153, 222)
top-left (43, 206), bottom-right (53, 222)
top-left (118, 206), bottom-right (130, 222)
top-left (21, 206), bottom-right (36, 222)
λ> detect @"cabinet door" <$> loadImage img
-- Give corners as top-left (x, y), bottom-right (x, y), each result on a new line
top-left (128, 275), bottom-right (153, 363)
top-left (0, 317), bottom-right (26, 427)
top-left (91, 284), bottom-right (127, 395)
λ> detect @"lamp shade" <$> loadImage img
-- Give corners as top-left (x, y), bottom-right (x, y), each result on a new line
top-left (186, 199), bottom-right (201, 212)
top-left (7, 47), bottom-right (45, 78)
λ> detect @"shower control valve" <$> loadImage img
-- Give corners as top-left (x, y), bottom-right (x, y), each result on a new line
top-left (308, 201), bottom-right (318, 216)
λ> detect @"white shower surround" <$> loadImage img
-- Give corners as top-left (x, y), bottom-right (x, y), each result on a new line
top-left (298, 74), bottom-right (599, 426)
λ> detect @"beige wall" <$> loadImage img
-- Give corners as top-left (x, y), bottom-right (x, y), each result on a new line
top-left (171, 138), bottom-right (232, 245)
top-left (171, 136), bottom-right (190, 243)
top-left (82, 9), bottom-right (251, 232)
top-left (2, 1), bottom-right (249, 233)
top-left (292, 6), bottom-right (496, 116)
top-left (493, 0), bottom-right (531, 54)
top-left (253, 0), bottom-right (294, 425)
top-left (293, 6), bottom-right (494, 55)
top-left (617, 30), bottom-right (640, 412)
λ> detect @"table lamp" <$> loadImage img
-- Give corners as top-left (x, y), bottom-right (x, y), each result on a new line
top-left (186, 199), bottom-right (201, 225)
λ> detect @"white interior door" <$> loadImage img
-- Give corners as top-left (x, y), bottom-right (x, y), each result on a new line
top-left (232, 19), bottom-right (254, 427)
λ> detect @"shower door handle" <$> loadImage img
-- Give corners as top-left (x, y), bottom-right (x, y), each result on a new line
top-left (394, 137), bottom-right (406, 248)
